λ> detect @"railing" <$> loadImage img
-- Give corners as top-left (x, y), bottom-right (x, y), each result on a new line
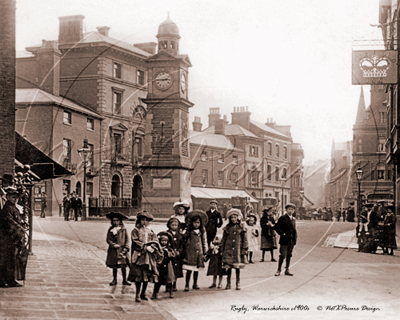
top-left (88, 196), bottom-right (141, 217)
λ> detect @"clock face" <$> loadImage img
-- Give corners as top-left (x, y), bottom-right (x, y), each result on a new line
top-left (181, 74), bottom-right (186, 93)
top-left (155, 72), bottom-right (172, 90)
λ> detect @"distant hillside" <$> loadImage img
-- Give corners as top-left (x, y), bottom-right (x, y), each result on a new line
top-left (303, 159), bottom-right (330, 208)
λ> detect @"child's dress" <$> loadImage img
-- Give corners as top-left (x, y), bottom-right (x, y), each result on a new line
top-left (128, 226), bottom-right (163, 282)
top-left (157, 245), bottom-right (176, 286)
top-left (106, 225), bottom-right (130, 268)
top-left (246, 224), bottom-right (259, 253)
top-left (205, 244), bottom-right (226, 276)
top-left (221, 222), bottom-right (248, 269)
top-left (182, 229), bottom-right (208, 271)
top-left (167, 229), bottom-right (184, 278)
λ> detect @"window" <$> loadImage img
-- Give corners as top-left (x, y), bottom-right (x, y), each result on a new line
top-left (377, 165), bottom-right (385, 180)
top-left (113, 62), bottom-right (122, 79)
top-left (63, 111), bottom-right (71, 125)
top-left (250, 171), bottom-right (259, 187)
top-left (231, 172), bottom-right (238, 185)
top-left (282, 168), bottom-right (287, 180)
top-left (114, 133), bottom-right (122, 156)
top-left (201, 151), bottom-right (208, 161)
top-left (379, 111), bottom-right (386, 124)
top-left (283, 146), bottom-right (287, 159)
top-left (357, 137), bottom-right (362, 153)
top-left (232, 155), bottom-right (238, 165)
top-left (249, 145), bottom-right (259, 157)
top-left (87, 143), bottom-right (94, 167)
top-left (275, 166), bottom-right (279, 182)
top-left (201, 169), bottom-right (208, 185)
top-left (136, 137), bottom-right (143, 158)
top-left (388, 168), bottom-right (393, 181)
top-left (86, 182), bottom-right (93, 196)
top-left (87, 118), bottom-right (94, 131)
top-left (378, 136), bottom-right (385, 152)
top-left (268, 142), bottom-right (272, 156)
top-left (218, 171), bottom-right (224, 186)
top-left (63, 139), bottom-right (71, 160)
top-left (294, 175), bottom-right (300, 187)
top-left (137, 70), bottom-right (145, 85)
top-left (218, 153), bottom-right (224, 163)
top-left (276, 144), bottom-right (280, 157)
top-left (113, 91), bottom-right (122, 114)
top-left (267, 165), bottom-right (272, 181)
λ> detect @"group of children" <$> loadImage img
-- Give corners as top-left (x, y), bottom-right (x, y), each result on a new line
top-left (105, 202), bottom-right (262, 302)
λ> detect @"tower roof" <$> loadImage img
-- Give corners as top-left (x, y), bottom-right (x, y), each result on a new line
top-left (355, 86), bottom-right (366, 125)
top-left (158, 13), bottom-right (179, 37)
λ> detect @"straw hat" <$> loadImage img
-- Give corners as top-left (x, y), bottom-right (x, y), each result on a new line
top-left (227, 208), bottom-right (243, 220)
top-left (137, 210), bottom-right (154, 221)
top-left (185, 209), bottom-right (208, 226)
top-left (105, 212), bottom-right (129, 221)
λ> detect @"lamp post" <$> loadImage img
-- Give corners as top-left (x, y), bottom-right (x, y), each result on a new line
top-left (78, 139), bottom-right (92, 221)
top-left (280, 178), bottom-right (286, 215)
top-left (356, 166), bottom-right (363, 216)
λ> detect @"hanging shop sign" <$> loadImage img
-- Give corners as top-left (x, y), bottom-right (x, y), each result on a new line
top-left (352, 50), bottom-right (397, 85)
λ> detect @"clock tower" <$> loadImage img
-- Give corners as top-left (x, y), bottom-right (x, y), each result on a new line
top-left (141, 14), bottom-right (193, 217)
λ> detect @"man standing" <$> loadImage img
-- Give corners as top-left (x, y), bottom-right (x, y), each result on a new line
top-left (274, 203), bottom-right (297, 276)
top-left (70, 193), bottom-right (77, 221)
top-left (205, 199), bottom-right (223, 247)
top-left (40, 192), bottom-right (47, 218)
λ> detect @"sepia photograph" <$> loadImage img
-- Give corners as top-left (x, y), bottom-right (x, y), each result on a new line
top-left (0, 0), bottom-right (399, 319)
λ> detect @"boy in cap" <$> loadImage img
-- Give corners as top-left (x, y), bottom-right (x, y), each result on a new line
top-left (273, 203), bottom-right (297, 276)
top-left (205, 199), bottom-right (223, 248)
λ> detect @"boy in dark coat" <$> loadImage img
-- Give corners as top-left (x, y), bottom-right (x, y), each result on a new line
top-left (205, 199), bottom-right (223, 248)
top-left (274, 203), bottom-right (297, 276)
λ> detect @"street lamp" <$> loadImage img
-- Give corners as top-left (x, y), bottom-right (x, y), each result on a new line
top-left (280, 178), bottom-right (286, 215)
top-left (356, 166), bottom-right (363, 216)
top-left (78, 138), bottom-right (92, 221)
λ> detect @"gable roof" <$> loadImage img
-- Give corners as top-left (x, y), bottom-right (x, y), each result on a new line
top-left (250, 120), bottom-right (289, 138)
top-left (16, 88), bottom-right (103, 119)
top-left (189, 130), bottom-right (244, 152)
top-left (203, 124), bottom-right (258, 138)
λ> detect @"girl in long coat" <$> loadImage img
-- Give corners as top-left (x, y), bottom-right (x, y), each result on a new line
top-left (383, 207), bottom-right (397, 255)
top-left (182, 211), bottom-right (208, 291)
top-left (260, 207), bottom-right (277, 262)
top-left (128, 211), bottom-right (162, 302)
top-left (105, 212), bottom-right (131, 286)
top-left (221, 209), bottom-right (248, 290)
top-left (166, 217), bottom-right (184, 291)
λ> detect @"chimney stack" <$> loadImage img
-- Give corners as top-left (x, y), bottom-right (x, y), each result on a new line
top-left (58, 15), bottom-right (85, 44)
top-left (37, 40), bottom-right (61, 96)
top-left (192, 116), bottom-right (203, 132)
top-left (97, 26), bottom-right (110, 37)
top-left (231, 106), bottom-right (251, 130)
top-left (208, 107), bottom-right (221, 128)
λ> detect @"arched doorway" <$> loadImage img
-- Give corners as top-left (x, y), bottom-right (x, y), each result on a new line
top-left (111, 174), bottom-right (121, 206)
top-left (75, 181), bottom-right (82, 198)
top-left (132, 175), bottom-right (143, 208)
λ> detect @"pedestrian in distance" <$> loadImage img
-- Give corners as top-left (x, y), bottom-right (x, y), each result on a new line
top-left (166, 217), bottom-right (184, 292)
top-left (76, 195), bottom-right (82, 221)
top-left (105, 212), bottom-right (131, 286)
top-left (40, 192), bottom-right (46, 218)
top-left (220, 208), bottom-right (248, 290)
top-left (171, 200), bottom-right (190, 233)
top-left (245, 213), bottom-right (259, 263)
top-left (182, 210), bottom-right (208, 292)
top-left (260, 207), bottom-right (277, 262)
top-left (128, 211), bottom-right (162, 302)
top-left (204, 235), bottom-right (226, 289)
top-left (383, 206), bottom-right (397, 255)
top-left (70, 193), bottom-right (77, 221)
top-left (274, 203), bottom-right (297, 276)
top-left (151, 232), bottom-right (176, 299)
top-left (205, 199), bottom-right (223, 248)
top-left (62, 194), bottom-right (70, 221)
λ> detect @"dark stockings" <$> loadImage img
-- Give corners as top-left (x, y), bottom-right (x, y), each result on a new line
top-left (248, 252), bottom-right (253, 262)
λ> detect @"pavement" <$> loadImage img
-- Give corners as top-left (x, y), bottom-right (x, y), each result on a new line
top-left (0, 226), bottom-right (176, 320)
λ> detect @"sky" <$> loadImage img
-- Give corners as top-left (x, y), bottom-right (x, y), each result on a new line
top-left (15, 0), bottom-right (382, 165)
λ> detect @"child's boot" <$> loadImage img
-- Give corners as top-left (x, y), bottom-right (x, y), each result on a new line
top-left (184, 271), bottom-right (191, 291)
top-left (235, 269), bottom-right (241, 290)
top-left (140, 282), bottom-right (148, 300)
top-left (225, 269), bottom-right (231, 290)
top-left (192, 272), bottom-right (200, 290)
top-left (172, 281), bottom-right (177, 292)
top-left (169, 284), bottom-right (174, 298)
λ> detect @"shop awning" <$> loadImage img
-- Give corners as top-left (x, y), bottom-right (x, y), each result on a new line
top-left (192, 187), bottom-right (258, 203)
top-left (15, 132), bottom-right (73, 180)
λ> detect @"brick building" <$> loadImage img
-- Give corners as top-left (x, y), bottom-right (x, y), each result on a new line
top-left (352, 86), bottom-right (393, 209)
top-left (15, 13), bottom-right (192, 217)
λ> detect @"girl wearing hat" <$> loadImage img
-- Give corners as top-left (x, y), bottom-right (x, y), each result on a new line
top-left (151, 232), bottom-right (176, 299)
top-left (105, 212), bottom-right (130, 286)
top-left (220, 209), bottom-right (248, 290)
top-left (166, 217), bottom-right (184, 291)
top-left (171, 201), bottom-right (190, 233)
top-left (246, 213), bottom-right (259, 263)
top-left (182, 210), bottom-right (208, 291)
top-left (128, 211), bottom-right (163, 302)
top-left (260, 207), bottom-right (277, 262)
